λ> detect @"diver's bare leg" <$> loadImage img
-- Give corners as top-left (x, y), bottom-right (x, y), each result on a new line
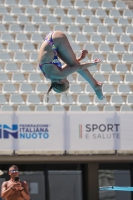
top-left (53, 31), bottom-right (104, 99)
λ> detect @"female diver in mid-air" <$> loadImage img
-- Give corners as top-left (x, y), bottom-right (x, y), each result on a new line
top-left (38, 30), bottom-right (104, 101)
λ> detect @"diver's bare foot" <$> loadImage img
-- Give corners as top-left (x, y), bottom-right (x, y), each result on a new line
top-left (94, 82), bottom-right (105, 100)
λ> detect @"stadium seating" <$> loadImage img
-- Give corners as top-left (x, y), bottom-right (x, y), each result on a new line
top-left (19, 83), bottom-right (34, 94)
top-left (120, 105), bottom-right (133, 111)
top-left (25, 7), bottom-right (38, 16)
top-left (35, 105), bottom-right (48, 111)
top-left (60, 94), bottom-right (75, 105)
top-left (17, 105), bottom-right (31, 111)
top-left (9, 94), bottom-right (25, 105)
top-left (1, 105), bottom-right (14, 111)
top-left (2, 83), bottom-right (17, 94)
top-left (26, 94), bottom-right (42, 105)
top-left (52, 105), bottom-right (66, 111)
top-left (86, 105), bottom-right (100, 111)
top-left (115, 64), bottom-right (129, 74)
top-left (5, 62), bottom-right (19, 72)
top-left (0, 0), bottom-right (132, 111)
top-left (18, 0), bottom-right (31, 7)
top-left (35, 83), bottom-right (49, 94)
top-left (110, 94), bottom-right (125, 105)
top-left (103, 105), bottom-right (116, 111)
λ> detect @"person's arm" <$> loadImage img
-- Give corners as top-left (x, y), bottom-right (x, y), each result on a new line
top-left (1, 181), bottom-right (14, 199)
top-left (19, 181), bottom-right (30, 200)
top-left (45, 59), bottom-right (101, 80)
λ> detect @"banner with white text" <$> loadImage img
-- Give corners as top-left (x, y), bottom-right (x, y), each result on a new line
top-left (0, 112), bottom-right (65, 151)
top-left (66, 112), bottom-right (133, 151)
top-left (0, 112), bottom-right (133, 152)
top-left (67, 112), bottom-right (121, 151)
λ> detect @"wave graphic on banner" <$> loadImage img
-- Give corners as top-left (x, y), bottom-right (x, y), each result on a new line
top-left (3, 124), bottom-right (18, 139)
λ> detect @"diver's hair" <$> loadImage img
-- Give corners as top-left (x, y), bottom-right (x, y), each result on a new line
top-left (46, 82), bottom-right (69, 102)
top-left (9, 165), bottom-right (19, 171)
